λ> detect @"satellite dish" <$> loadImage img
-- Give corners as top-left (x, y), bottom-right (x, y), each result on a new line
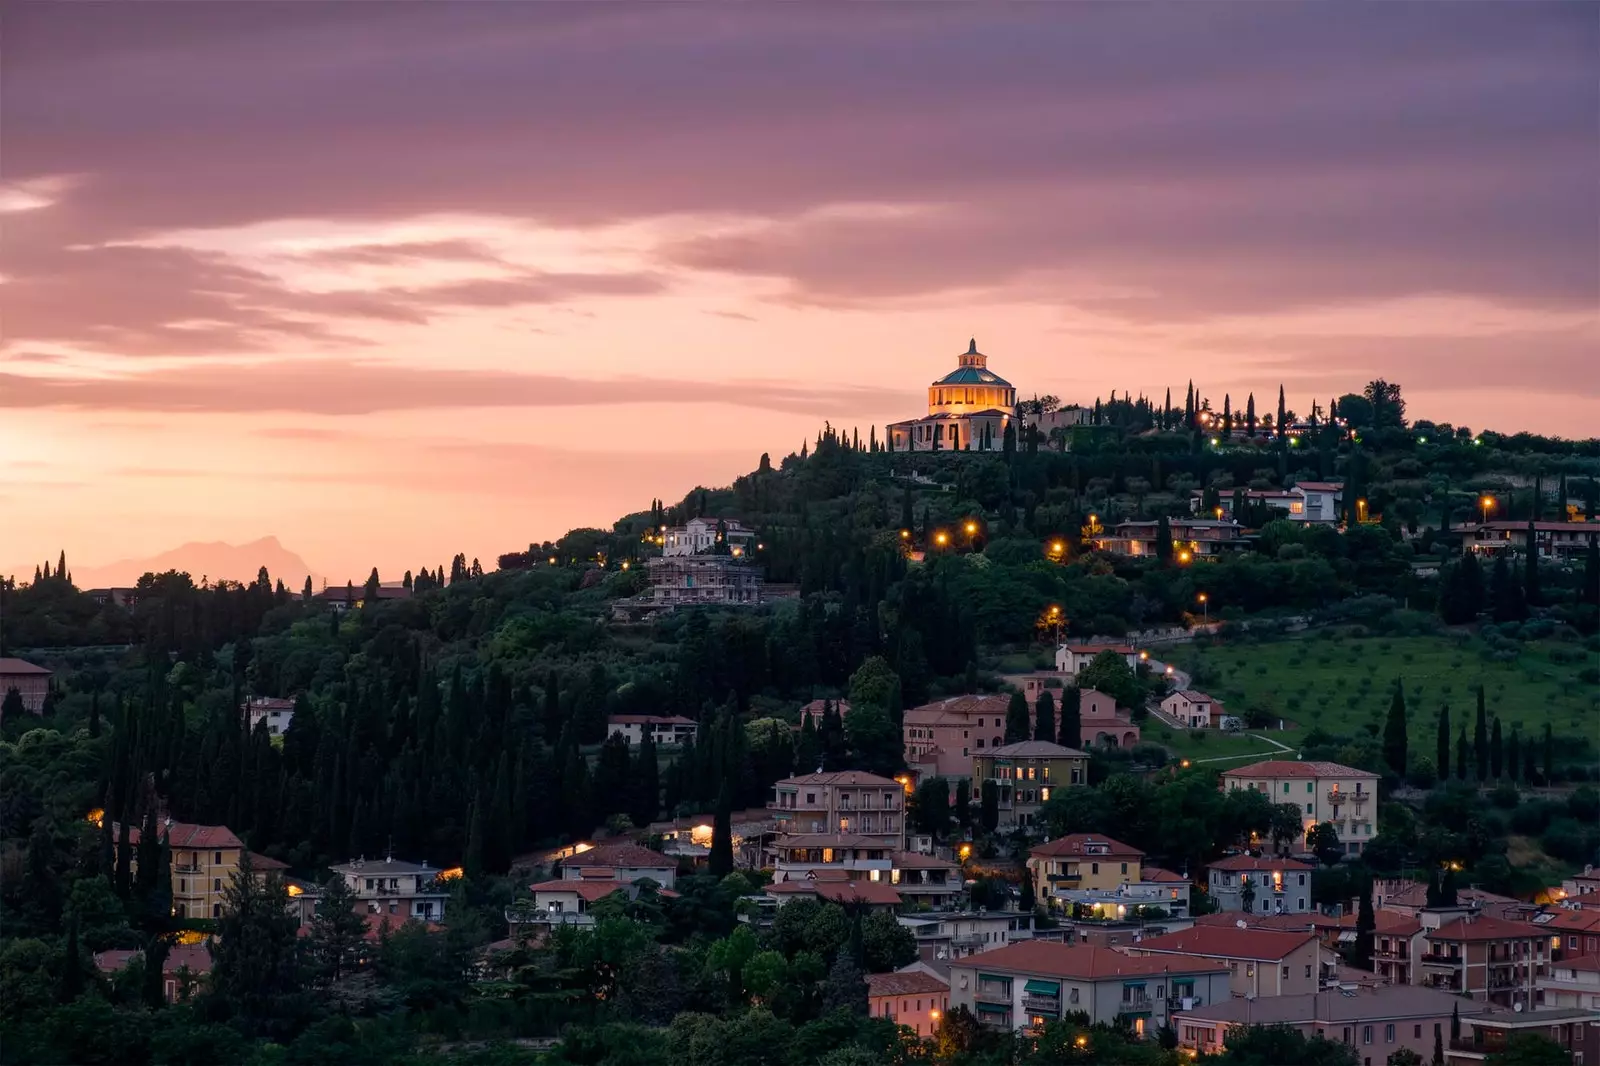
top-left (1236, 919), bottom-right (1248, 929)
top-left (1514, 1003), bottom-right (1524, 1012)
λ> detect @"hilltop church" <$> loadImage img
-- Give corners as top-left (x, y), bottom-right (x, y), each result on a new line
top-left (888, 339), bottom-right (1017, 452)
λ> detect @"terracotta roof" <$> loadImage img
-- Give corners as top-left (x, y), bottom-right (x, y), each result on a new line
top-left (121, 820), bottom-right (245, 850)
top-left (359, 913), bottom-right (441, 941)
top-left (1176, 986), bottom-right (1475, 1027)
top-left (94, 943), bottom-right (213, 975)
top-left (902, 694), bottom-right (1011, 725)
top-left (1030, 833), bottom-right (1144, 861)
top-left (1193, 912), bottom-right (1318, 933)
top-left (529, 879), bottom-right (628, 903)
top-left (1293, 482), bottom-right (1344, 493)
top-left (954, 941), bottom-right (1226, 980)
top-left (1426, 916), bottom-right (1544, 943)
top-left (1551, 956), bottom-right (1600, 973)
top-left (606, 714), bottom-right (696, 726)
top-left (1477, 521), bottom-right (1600, 533)
top-left (984, 740), bottom-right (1089, 759)
top-left (1060, 643), bottom-right (1135, 655)
top-left (777, 770), bottom-right (902, 787)
top-left (1208, 854), bottom-right (1316, 873)
top-left (564, 843), bottom-right (672, 869)
top-left (767, 879), bottom-right (903, 906)
top-left (247, 851), bottom-right (289, 871)
top-left (1133, 926), bottom-right (1318, 961)
top-left (1541, 910), bottom-right (1600, 932)
top-left (799, 699), bottom-right (851, 718)
top-left (1171, 690), bottom-right (1218, 704)
top-left (866, 970), bottom-right (950, 997)
top-left (0, 658), bottom-right (50, 675)
top-left (1220, 760), bottom-right (1379, 780)
top-left (246, 697), bottom-right (296, 712)
top-left (1140, 865), bottom-right (1188, 883)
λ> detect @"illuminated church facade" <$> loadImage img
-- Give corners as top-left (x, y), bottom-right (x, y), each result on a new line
top-left (887, 339), bottom-right (1017, 452)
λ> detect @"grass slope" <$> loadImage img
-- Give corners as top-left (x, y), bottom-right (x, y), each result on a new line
top-left (1170, 632), bottom-right (1598, 765)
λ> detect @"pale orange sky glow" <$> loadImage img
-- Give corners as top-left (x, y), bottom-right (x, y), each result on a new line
top-left (3, 5), bottom-right (1595, 582)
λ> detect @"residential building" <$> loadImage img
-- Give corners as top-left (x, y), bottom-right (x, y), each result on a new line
top-left (867, 969), bottom-right (950, 1037)
top-left (1445, 1007), bottom-right (1600, 1066)
top-left (84, 587), bottom-right (140, 608)
top-left (947, 941), bottom-right (1230, 1036)
top-left (798, 698), bottom-right (850, 730)
top-left (899, 910), bottom-right (1035, 962)
top-left (244, 696), bottom-right (296, 736)
top-left (94, 943), bottom-right (213, 1004)
top-left (305, 856), bottom-right (451, 923)
top-left (887, 339), bottom-right (1017, 453)
top-left (903, 694), bottom-right (1010, 780)
top-left (1540, 955), bottom-right (1600, 1011)
top-left (888, 851), bottom-right (964, 907)
top-left (1374, 879), bottom-right (1521, 921)
top-left (1078, 688), bottom-right (1141, 749)
top-left (1418, 914), bottom-right (1548, 1008)
top-left (767, 771), bottom-right (905, 882)
top-left (1288, 482), bottom-right (1344, 524)
top-left (603, 714), bottom-right (698, 747)
top-left (117, 820), bottom-right (275, 920)
top-left (1162, 690), bottom-right (1223, 729)
top-left (316, 582), bottom-right (413, 610)
top-left (1468, 520), bottom-right (1599, 560)
top-left (1207, 855), bottom-right (1315, 915)
top-left (612, 555), bottom-right (766, 620)
top-left (1220, 760), bottom-right (1381, 855)
top-left (661, 516), bottom-right (756, 558)
top-left (1189, 489), bottom-right (1298, 521)
top-left (1028, 834), bottom-right (1146, 896)
top-left (525, 878), bottom-right (675, 929)
top-left (1094, 519), bottom-right (1247, 559)
top-left (0, 658), bottom-right (51, 715)
top-left (1373, 915), bottom-right (1427, 987)
top-left (1536, 906), bottom-right (1600, 964)
top-left (765, 872), bottom-right (902, 911)
top-left (1559, 866), bottom-right (1600, 900)
top-left (1129, 926), bottom-right (1323, 998)
top-left (971, 741), bottom-right (1089, 830)
top-left (1171, 985), bottom-right (1470, 1062)
top-left (558, 842), bottom-right (677, 891)
top-left (1054, 643), bottom-right (1140, 678)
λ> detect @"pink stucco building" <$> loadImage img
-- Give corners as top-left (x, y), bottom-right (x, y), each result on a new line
top-left (903, 694), bottom-right (1010, 780)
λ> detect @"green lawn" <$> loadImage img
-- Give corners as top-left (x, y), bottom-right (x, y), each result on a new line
top-left (1146, 725), bottom-right (1299, 763)
top-left (1167, 632), bottom-right (1598, 757)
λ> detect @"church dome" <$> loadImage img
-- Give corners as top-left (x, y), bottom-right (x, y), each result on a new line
top-left (933, 338), bottom-right (1011, 388)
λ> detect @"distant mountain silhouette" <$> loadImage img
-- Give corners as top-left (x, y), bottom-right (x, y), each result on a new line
top-left (62, 537), bottom-right (315, 590)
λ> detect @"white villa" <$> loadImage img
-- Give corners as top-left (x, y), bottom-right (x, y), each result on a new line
top-left (888, 339), bottom-right (1017, 452)
top-left (662, 516), bottom-right (756, 557)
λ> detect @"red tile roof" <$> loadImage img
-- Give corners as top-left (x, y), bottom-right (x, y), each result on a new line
top-left (564, 843), bottom-right (672, 869)
top-left (529, 879), bottom-right (628, 903)
top-left (247, 851), bottom-right (289, 871)
top-left (1541, 910), bottom-right (1600, 932)
top-left (1133, 926), bottom-right (1318, 961)
top-left (1293, 482), bottom-right (1344, 492)
top-left (1220, 760), bottom-right (1379, 780)
top-left (1427, 915), bottom-right (1550, 943)
top-left (867, 971), bottom-right (950, 997)
top-left (778, 770), bottom-right (903, 787)
top-left (0, 658), bottom-right (51, 675)
top-left (767, 879), bottom-right (903, 906)
top-left (956, 941), bottom-right (1226, 980)
top-left (892, 851), bottom-right (961, 871)
top-left (121, 821), bottom-right (245, 850)
top-left (1193, 912), bottom-right (1318, 933)
top-left (1140, 865), bottom-right (1189, 883)
top-left (606, 714), bottom-right (696, 726)
top-left (1209, 854), bottom-right (1316, 873)
top-left (1030, 833), bottom-right (1144, 860)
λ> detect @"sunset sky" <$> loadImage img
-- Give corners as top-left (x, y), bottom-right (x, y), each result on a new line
top-left (3, 5), bottom-right (1596, 583)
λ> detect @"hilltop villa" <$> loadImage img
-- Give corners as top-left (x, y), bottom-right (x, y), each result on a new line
top-left (888, 339), bottom-right (1017, 452)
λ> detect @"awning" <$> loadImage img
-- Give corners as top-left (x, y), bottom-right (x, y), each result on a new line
top-left (978, 974), bottom-right (1007, 985)
top-left (1023, 979), bottom-right (1061, 996)
top-left (976, 1003), bottom-right (1009, 1015)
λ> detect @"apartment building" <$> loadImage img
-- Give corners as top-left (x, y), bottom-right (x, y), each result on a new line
top-left (1418, 914), bottom-right (1548, 1008)
top-left (1220, 760), bottom-right (1381, 855)
top-left (1445, 1008), bottom-right (1600, 1066)
top-left (0, 658), bottom-right (51, 715)
top-left (118, 820), bottom-right (278, 920)
top-left (1095, 518), bottom-right (1247, 559)
top-left (948, 941), bottom-right (1229, 1036)
top-left (1534, 905), bottom-right (1600, 964)
top-left (1079, 688), bottom-right (1142, 749)
top-left (524, 842), bottom-right (680, 929)
top-left (1207, 854), bottom-right (1315, 915)
top-left (903, 694), bottom-right (1010, 780)
top-left (971, 741), bottom-right (1089, 830)
top-left (767, 771), bottom-right (905, 882)
top-left (1129, 926), bottom-right (1323, 998)
top-left (1172, 985), bottom-right (1467, 1062)
top-left (1468, 520), bottom-right (1599, 561)
top-left (302, 856), bottom-right (451, 923)
top-left (604, 714), bottom-right (698, 747)
top-left (1028, 834), bottom-right (1146, 896)
top-left (898, 909), bottom-right (1035, 962)
top-left (1540, 956), bottom-right (1600, 1011)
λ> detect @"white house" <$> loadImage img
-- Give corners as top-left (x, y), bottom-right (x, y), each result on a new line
top-left (662, 517), bottom-right (756, 557)
top-left (605, 714), bottom-right (698, 747)
top-left (1055, 643), bottom-right (1140, 677)
top-left (557, 842), bottom-right (677, 891)
top-left (1288, 482), bottom-right (1343, 524)
top-left (244, 696), bottom-right (296, 736)
top-left (304, 856), bottom-right (451, 924)
top-left (1161, 691), bottom-right (1222, 729)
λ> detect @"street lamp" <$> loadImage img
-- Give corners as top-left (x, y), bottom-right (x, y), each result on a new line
top-left (1197, 592), bottom-right (1208, 624)
top-left (1047, 604), bottom-right (1064, 644)
top-left (934, 530), bottom-right (949, 547)
top-left (1480, 495), bottom-right (1495, 524)
top-left (1178, 549), bottom-right (1192, 564)
top-left (1049, 540), bottom-right (1065, 558)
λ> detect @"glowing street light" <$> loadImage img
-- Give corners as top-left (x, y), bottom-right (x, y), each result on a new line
top-left (900, 529), bottom-right (911, 540)
top-left (1165, 664), bottom-right (1174, 676)
top-left (935, 530), bottom-right (949, 547)
top-left (1479, 495), bottom-right (1495, 524)
top-left (1197, 592), bottom-right (1208, 624)
top-left (1139, 650), bottom-right (1149, 662)
top-left (1049, 540), bottom-right (1065, 557)
top-left (1178, 549), bottom-right (1193, 564)
top-left (964, 520), bottom-right (978, 536)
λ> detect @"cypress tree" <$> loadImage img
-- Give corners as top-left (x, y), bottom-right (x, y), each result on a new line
top-left (632, 728), bottom-right (660, 827)
top-left (1490, 717), bottom-right (1503, 779)
top-left (1004, 691), bottom-right (1031, 744)
top-left (114, 818), bottom-right (133, 898)
top-left (464, 798), bottom-right (485, 880)
top-left (1524, 740), bottom-right (1538, 784)
top-left (1433, 1026), bottom-right (1445, 1066)
top-left (57, 914), bottom-right (85, 1003)
top-left (1436, 705), bottom-right (1451, 783)
top-left (1245, 393), bottom-right (1256, 437)
top-left (1455, 726), bottom-right (1469, 781)
top-left (1474, 687), bottom-right (1489, 779)
top-left (1155, 513), bottom-right (1173, 564)
top-left (1034, 690), bottom-right (1056, 743)
top-left (1543, 722), bottom-right (1554, 783)
top-left (1184, 381), bottom-right (1195, 429)
top-left (709, 781), bottom-right (734, 877)
top-left (955, 778), bottom-right (971, 828)
top-left (1059, 687), bottom-right (1082, 750)
top-left (795, 714), bottom-right (821, 775)
top-left (1353, 876), bottom-right (1375, 970)
top-left (1507, 726), bottom-right (1521, 783)
top-left (1276, 385), bottom-right (1286, 439)
top-left (980, 779), bottom-right (999, 834)
top-left (1382, 679), bottom-right (1408, 775)
top-left (1221, 394), bottom-right (1232, 437)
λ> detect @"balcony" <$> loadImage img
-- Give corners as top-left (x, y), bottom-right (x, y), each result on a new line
top-left (1022, 994), bottom-right (1061, 1015)
top-left (1117, 993), bottom-right (1154, 1014)
top-left (1047, 872), bottom-right (1082, 884)
top-left (174, 862), bottom-right (202, 874)
top-left (1420, 951), bottom-right (1461, 966)
top-left (974, 986), bottom-right (1012, 1005)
